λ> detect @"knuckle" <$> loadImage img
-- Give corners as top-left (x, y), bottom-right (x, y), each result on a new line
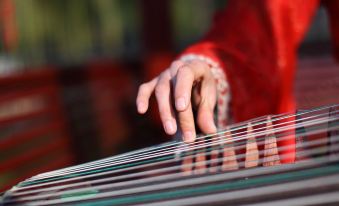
top-left (200, 104), bottom-right (213, 114)
top-left (155, 84), bottom-right (166, 97)
top-left (171, 60), bottom-right (185, 68)
top-left (158, 106), bottom-right (169, 116)
top-left (177, 65), bottom-right (193, 76)
top-left (159, 71), bottom-right (171, 81)
top-left (180, 119), bottom-right (194, 130)
top-left (190, 60), bottom-right (209, 74)
top-left (178, 113), bottom-right (194, 127)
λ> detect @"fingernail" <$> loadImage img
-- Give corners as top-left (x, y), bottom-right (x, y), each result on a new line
top-left (176, 97), bottom-right (186, 110)
top-left (183, 131), bottom-right (195, 142)
top-left (137, 102), bottom-right (146, 113)
top-left (165, 120), bottom-right (175, 134)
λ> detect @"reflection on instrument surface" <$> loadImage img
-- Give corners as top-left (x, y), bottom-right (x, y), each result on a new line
top-left (1, 104), bottom-right (339, 205)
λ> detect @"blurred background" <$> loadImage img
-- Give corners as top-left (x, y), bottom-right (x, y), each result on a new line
top-left (0, 0), bottom-right (338, 192)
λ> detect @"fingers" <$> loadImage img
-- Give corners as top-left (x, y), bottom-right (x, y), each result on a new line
top-left (197, 77), bottom-right (217, 134)
top-left (155, 72), bottom-right (177, 135)
top-left (178, 102), bottom-right (196, 142)
top-left (173, 65), bottom-right (194, 111)
top-left (172, 60), bottom-right (214, 142)
top-left (136, 78), bottom-right (157, 114)
top-left (137, 59), bottom-right (218, 143)
top-left (173, 60), bottom-right (207, 112)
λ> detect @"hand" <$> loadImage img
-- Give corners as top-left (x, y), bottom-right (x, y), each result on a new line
top-left (136, 59), bottom-right (217, 142)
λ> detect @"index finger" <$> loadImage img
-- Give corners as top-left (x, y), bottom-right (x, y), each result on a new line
top-left (174, 61), bottom-right (209, 112)
top-left (136, 78), bottom-right (157, 114)
top-left (178, 102), bottom-right (196, 142)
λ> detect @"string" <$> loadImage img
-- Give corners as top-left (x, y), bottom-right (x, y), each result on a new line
top-left (7, 145), bottom-right (339, 205)
top-left (10, 130), bottom-right (337, 201)
top-left (135, 174), bottom-right (339, 206)
top-left (8, 144), bottom-right (339, 205)
top-left (15, 114), bottom-right (332, 192)
top-left (11, 131), bottom-right (334, 197)
top-left (15, 111), bottom-right (339, 194)
top-left (26, 108), bottom-right (338, 182)
top-left (28, 104), bottom-right (338, 182)
top-left (29, 105), bottom-right (337, 180)
top-left (3, 105), bottom-right (338, 189)
top-left (7, 124), bottom-right (339, 200)
top-left (248, 191), bottom-right (339, 206)
top-left (22, 111), bottom-right (339, 187)
top-left (1, 106), bottom-right (337, 204)
top-left (5, 117), bottom-right (339, 204)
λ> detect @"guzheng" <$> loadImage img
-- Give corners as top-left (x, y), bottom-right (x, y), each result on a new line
top-left (1, 104), bottom-right (339, 205)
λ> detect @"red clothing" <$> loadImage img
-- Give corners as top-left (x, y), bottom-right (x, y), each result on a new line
top-left (180, 0), bottom-right (339, 163)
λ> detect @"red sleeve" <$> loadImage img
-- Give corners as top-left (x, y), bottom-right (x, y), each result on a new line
top-left (180, 0), bottom-right (319, 163)
top-left (180, 0), bottom-right (319, 122)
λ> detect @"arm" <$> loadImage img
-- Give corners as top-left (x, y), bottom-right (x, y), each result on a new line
top-left (180, 0), bottom-right (320, 122)
top-left (178, 0), bottom-right (320, 163)
top-left (136, 0), bottom-right (319, 151)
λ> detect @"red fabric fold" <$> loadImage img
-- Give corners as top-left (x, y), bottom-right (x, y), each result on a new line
top-left (180, 0), bottom-right (322, 163)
